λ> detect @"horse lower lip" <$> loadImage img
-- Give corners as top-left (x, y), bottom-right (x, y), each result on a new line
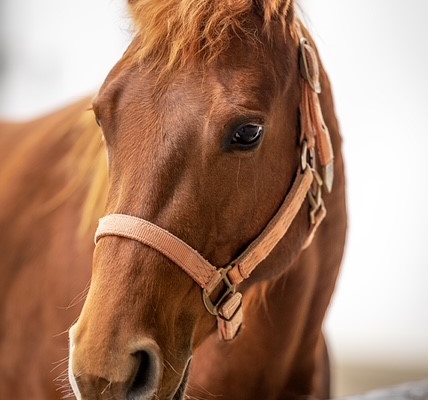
top-left (172, 358), bottom-right (191, 400)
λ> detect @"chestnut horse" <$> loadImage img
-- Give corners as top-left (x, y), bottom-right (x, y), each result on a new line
top-left (0, 1), bottom-right (346, 399)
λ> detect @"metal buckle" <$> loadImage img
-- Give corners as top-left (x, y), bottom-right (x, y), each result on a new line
top-left (299, 38), bottom-right (321, 94)
top-left (300, 140), bottom-right (316, 172)
top-left (202, 266), bottom-right (236, 316)
top-left (308, 185), bottom-right (322, 225)
top-left (308, 168), bottom-right (324, 224)
top-left (301, 140), bottom-right (325, 225)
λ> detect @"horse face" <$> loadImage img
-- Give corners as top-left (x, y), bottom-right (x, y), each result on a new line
top-left (69, 17), bottom-right (302, 400)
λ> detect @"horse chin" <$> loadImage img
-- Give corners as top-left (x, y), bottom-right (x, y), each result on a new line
top-left (172, 357), bottom-right (191, 400)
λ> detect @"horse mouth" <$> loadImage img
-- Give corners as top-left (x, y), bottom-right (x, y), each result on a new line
top-left (172, 357), bottom-right (191, 400)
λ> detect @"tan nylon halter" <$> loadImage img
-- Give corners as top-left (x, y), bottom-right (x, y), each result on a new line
top-left (94, 23), bottom-right (334, 341)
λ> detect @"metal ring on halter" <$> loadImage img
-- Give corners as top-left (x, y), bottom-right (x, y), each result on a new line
top-left (300, 140), bottom-right (316, 172)
top-left (202, 266), bottom-right (236, 316)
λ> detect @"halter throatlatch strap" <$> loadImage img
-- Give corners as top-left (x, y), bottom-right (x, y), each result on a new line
top-left (94, 23), bottom-right (334, 341)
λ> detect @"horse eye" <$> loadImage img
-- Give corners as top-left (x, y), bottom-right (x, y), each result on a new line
top-left (231, 124), bottom-right (264, 148)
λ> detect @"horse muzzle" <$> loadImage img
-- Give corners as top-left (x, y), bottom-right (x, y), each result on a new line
top-left (68, 325), bottom-right (188, 400)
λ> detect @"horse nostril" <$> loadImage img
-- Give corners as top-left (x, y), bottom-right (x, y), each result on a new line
top-left (131, 351), bottom-right (151, 391)
top-left (127, 349), bottom-right (159, 400)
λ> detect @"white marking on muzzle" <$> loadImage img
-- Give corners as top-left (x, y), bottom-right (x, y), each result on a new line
top-left (68, 327), bottom-right (82, 400)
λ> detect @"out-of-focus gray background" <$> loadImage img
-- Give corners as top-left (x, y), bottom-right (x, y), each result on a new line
top-left (1, 0), bottom-right (427, 396)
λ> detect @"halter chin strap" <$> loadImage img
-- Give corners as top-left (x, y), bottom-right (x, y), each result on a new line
top-left (94, 23), bottom-right (333, 341)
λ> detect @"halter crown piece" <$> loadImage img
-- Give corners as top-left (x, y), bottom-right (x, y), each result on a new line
top-left (94, 22), bottom-right (334, 341)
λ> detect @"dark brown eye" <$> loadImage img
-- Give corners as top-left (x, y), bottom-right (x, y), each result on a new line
top-left (231, 124), bottom-right (264, 148)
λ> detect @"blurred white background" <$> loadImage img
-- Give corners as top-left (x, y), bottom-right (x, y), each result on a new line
top-left (0, 0), bottom-right (131, 117)
top-left (1, 0), bottom-right (427, 396)
top-left (298, 0), bottom-right (428, 394)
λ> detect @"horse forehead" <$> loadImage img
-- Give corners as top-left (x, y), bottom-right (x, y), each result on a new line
top-left (162, 64), bottom-right (278, 118)
top-left (95, 51), bottom-right (280, 134)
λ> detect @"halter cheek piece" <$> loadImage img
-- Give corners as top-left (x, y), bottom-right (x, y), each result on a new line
top-left (94, 24), bottom-right (334, 341)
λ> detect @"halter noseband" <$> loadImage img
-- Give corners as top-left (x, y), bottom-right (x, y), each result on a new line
top-left (94, 23), bottom-right (334, 341)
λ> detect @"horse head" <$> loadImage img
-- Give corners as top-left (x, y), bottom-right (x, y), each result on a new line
top-left (68, 1), bottom-right (336, 399)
